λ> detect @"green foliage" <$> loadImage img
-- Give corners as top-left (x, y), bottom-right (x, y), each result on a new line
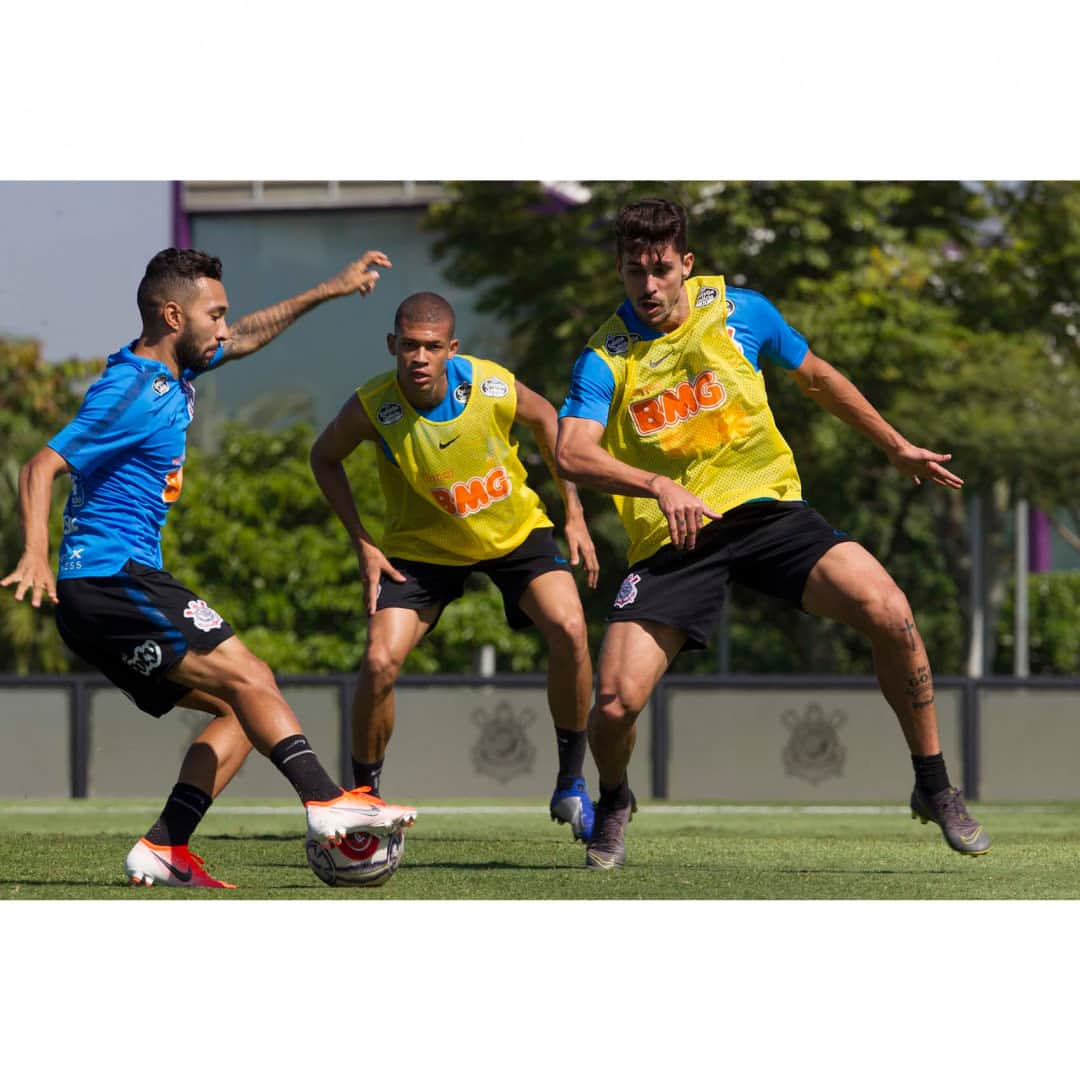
top-left (995, 572), bottom-right (1080, 675)
top-left (7, 181), bottom-right (1080, 678)
top-left (0, 339), bottom-right (104, 673)
top-left (163, 424), bottom-right (542, 674)
top-left (424, 181), bottom-right (1080, 675)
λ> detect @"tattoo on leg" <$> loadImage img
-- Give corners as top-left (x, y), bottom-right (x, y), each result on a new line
top-left (905, 664), bottom-right (934, 714)
top-left (905, 665), bottom-right (931, 696)
top-left (903, 620), bottom-right (919, 653)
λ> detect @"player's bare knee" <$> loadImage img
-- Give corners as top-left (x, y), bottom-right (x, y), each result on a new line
top-left (545, 609), bottom-right (589, 661)
top-left (362, 646), bottom-right (403, 693)
top-left (594, 687), bottom-right (645, 731)
top-left (864, 585), bottom-right (915, 642)
top-left (206, 647), bottom-right (280, 709)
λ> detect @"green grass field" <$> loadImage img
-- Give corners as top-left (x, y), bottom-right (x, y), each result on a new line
top-left (2, 798), bottom-right (1078, 900)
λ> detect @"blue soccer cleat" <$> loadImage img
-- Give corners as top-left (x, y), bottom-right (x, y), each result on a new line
top-left (549, 776), bottom-right (595, 842)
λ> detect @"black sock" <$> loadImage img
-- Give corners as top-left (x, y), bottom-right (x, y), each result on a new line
top-left (270, 735), bottom-right (341, 804)
top-left (352, 757), bottom-right (383, 796)
top-left (912, 753), bottom-right (951, 796)
top-left (598, 778), bottom-right (631, 810)
top-left (145, 782), bottom-right (212, 847)
top-left (555, 727), bottom-right (587, 787)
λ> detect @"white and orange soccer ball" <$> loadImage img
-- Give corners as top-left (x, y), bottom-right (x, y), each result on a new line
top-left (305, 828), bottom-right (405, 887)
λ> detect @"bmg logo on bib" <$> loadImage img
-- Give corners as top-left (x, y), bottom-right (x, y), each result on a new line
top-left (629, 371), bottom-right (727, 436)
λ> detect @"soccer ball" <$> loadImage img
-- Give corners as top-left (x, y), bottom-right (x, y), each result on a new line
top-left (305, 829), bottom-right (405, 888)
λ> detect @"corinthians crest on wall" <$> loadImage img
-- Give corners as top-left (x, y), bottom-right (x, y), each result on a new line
top-left (781, 702), bottom-right (847, 784)
top-left (471, 700), bottom-right (536, 783)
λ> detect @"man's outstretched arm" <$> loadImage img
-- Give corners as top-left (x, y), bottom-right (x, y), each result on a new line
top-left (220, 250), bottom-right (391, 364)
top-left (786, 350), bottom-right (964, 489)
top-left (1, 447), bottom-right (70, 606)
top-left (309, 395), bottom-right (405, 615)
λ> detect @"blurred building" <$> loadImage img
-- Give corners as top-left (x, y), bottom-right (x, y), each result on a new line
top-left (180, 180), bottom-right (512, 431)
top-left (0, 180), bottom-right (511, 430)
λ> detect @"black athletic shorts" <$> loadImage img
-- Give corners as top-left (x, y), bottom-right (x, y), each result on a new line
top-left (606, 500), bottom-right (854, 652)
top-left (55, 559), bottom-right (235, 717)
top-left (376, 527), bottom-right (572, 632)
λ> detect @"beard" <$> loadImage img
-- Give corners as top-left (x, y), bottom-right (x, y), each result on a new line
top-left (176, 326), bottom-right (213, 372)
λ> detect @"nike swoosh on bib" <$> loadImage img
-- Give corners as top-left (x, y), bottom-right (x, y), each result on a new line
top-left (439, 436), bottom-right (461, 449)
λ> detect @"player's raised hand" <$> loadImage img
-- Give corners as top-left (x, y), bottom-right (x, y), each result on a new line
top-left (326, 251), bottom-right (393, 299)
top-left (1, 551), bottom-right (58, 608)
top-left (564, 517), bottom-right (600, 589)
top-left (356, 539), bottom-right (406, 617)
top-left (649, 475), bottom-right (722, 551)
top-left (887, 442), bottom-right (964, 489)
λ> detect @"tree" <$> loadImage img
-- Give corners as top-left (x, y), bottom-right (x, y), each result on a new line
top-left (0, 338), bottom-right (103, 672)
top-left (1, 352), bottom-right (545, 676)
top-left (164, 423), bottom-right (543, 674)
top-left (424, 181), bottom-right (1080, 675)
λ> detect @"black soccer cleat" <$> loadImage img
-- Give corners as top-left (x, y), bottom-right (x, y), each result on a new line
top-left (910, 785), bottom-right (991, 856)
top-left (584, 790), bottom-right (637, 871)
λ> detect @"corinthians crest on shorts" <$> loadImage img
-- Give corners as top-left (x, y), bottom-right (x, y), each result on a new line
top-left (183, 599), bottom-right (225, 632)
top-left (613, 572), bottom-right (641, 609)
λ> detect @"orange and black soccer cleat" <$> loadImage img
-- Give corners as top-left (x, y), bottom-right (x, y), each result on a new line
top-left (124, 838), bottom-right (237, 888)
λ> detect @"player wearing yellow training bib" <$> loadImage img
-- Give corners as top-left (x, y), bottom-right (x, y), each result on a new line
top-left (556, 198), bottom-right (989, 869)
top-left (582, 273), bottom-right (804, 566)
top-left (357, 354), bottom-right (552, 565)
top-left (312, 292), bottom-right (602, 843)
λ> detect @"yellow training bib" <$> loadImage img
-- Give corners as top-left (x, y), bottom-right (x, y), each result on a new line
top-left (589, 276), bottom-right (803, 565)
top-left (357, 356), bottom-right (552, 565)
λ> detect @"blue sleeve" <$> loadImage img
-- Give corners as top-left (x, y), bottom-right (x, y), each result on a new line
top-left (183, 343), bottom-right (225, 381)
top-left (558, 349), bottom-right (615, 427)
top-left (48, 369), bottom-right (152, 477)
top-left (750, 292), bottom-right (809, 370)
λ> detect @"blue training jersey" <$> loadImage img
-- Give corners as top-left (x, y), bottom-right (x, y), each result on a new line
top-left (559, 287), bottom-right (809, 426)
top-left (48, 342), bottom-right (223, 579)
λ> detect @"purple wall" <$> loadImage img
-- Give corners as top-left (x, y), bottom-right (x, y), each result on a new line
top-left (1029, 507), bottom-right (1052, 572)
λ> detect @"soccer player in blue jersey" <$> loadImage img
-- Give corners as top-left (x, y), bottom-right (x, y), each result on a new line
top-left (2, 247), bottom-right (417, 887)
top-left (556, 198), bottom-right (990, 869)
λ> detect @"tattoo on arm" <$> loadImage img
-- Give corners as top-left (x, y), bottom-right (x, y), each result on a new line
top-left (903, 620), bottom-right (919, 653)
top-left (224, 287), bottom-right (328, 359)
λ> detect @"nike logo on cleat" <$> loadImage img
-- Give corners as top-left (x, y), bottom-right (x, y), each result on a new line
top-left (149, 851), bottom-right (192, 883)
top-left (586, 853), bottom-right (619, 870)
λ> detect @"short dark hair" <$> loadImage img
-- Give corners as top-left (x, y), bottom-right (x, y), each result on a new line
top-left (394, 291), bottom-right (456, 336)
top-left (136, 248), bottom-right (223, 324)
top-left (615, 198), bottom-right (689, 261)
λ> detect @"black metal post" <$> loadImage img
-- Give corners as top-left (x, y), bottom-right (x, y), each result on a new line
top-left (70, 676), bottom-right (90, 798)
top-left (649, 678), bottom-right (669, 800)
